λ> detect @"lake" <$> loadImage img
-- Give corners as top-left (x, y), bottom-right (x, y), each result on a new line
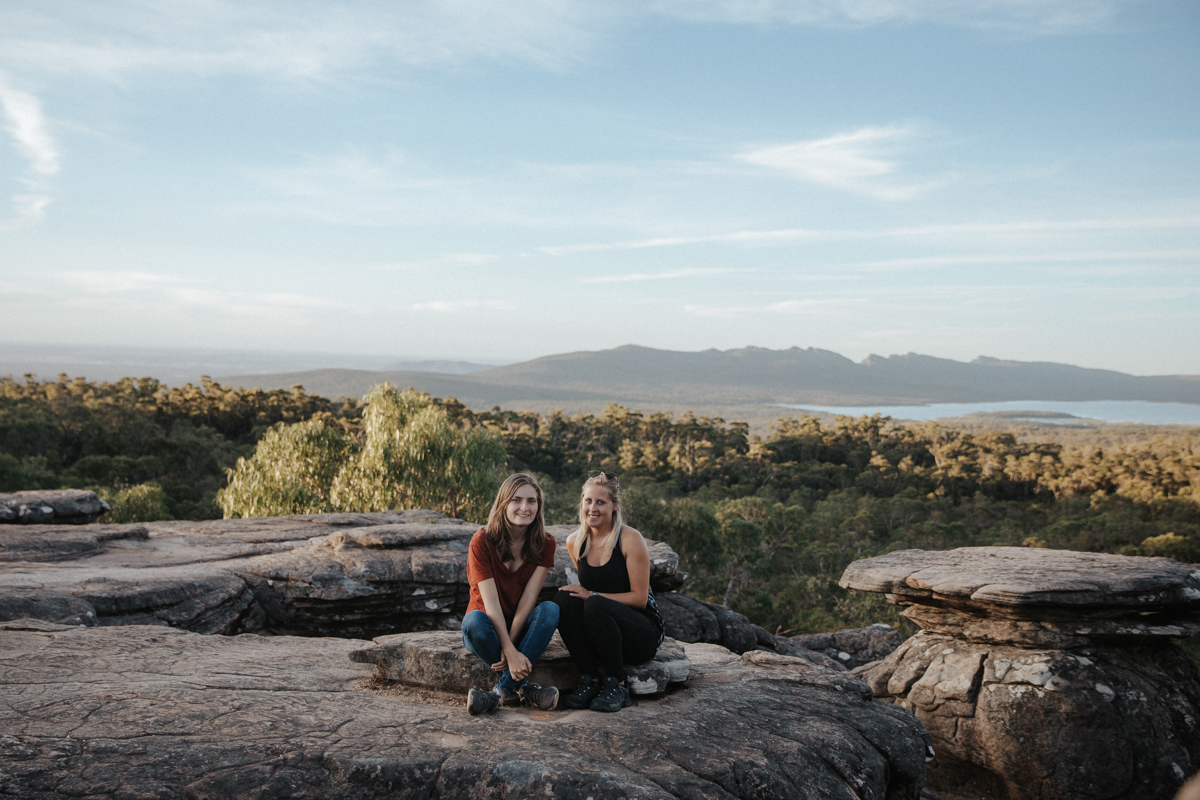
top-left (774, 400), bottom-right (1200, 426)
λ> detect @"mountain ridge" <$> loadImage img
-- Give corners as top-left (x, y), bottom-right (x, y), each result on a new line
top-left (216, 344), bottom-right (1200, 409)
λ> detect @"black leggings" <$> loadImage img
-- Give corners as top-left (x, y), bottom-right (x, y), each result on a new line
top-left (554, 592), bottom-right (661, 679)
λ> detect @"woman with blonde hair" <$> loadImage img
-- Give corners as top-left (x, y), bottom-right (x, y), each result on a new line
top-left (555, 470), bottom-right (664, 712)
top-left (461, 473), bottom-right (560, 715)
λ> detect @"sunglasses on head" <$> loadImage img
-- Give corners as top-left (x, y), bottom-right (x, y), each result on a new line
top-left (587, 470), bottom-right (619, 480)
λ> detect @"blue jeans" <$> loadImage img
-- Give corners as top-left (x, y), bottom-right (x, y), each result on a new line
top-left (461, 601), bottom-right (560, 696)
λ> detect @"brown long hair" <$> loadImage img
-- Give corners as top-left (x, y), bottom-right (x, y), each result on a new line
top-left (572, 471), bottom-right (623, 563)
top-left (485, 473), bottom-right (547, 564)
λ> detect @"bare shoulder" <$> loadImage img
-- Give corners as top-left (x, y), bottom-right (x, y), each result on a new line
top-left (621, 526), bottom-right (649, 553)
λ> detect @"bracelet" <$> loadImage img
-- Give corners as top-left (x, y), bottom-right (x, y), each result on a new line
top-left (589, 591), bottom-right (598, 598)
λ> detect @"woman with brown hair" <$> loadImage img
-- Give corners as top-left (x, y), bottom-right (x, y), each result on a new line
top-left (555, 470), bottom-right (664, 712)
top-left (461, 473), bottom-right (560, 715)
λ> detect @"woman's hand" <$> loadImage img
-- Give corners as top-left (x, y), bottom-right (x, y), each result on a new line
top-left (506, 650), bottom-right (533, 681)
top-left (491, 653), bottom-right (507, 672)
top-left (558, 584), bottom-right (591, 599)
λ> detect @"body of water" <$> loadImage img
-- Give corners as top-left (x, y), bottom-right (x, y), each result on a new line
top-left (775, 400), bottom-right (1200, 426)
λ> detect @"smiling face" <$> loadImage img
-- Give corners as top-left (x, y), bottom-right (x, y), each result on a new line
top-left (581, 484), bottom-right (616, 532)
top-left (504, 484), bottom-right (540, 533)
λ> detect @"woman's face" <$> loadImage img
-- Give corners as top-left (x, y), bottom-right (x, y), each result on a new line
top-left (582, 484), bottom-right (615, 531)
top-left (505, 484), bottom-right (539, 532)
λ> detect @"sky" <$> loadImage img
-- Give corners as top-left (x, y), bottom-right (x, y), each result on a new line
top-left (1, 0), bottom-right (1198, 376)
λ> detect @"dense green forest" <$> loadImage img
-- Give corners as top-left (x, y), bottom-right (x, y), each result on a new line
top-left (3, 374), bottom-right (1198, 648)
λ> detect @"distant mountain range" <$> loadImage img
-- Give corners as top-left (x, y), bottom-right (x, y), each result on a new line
top-left (218, 345), bottom-right (1200, 409)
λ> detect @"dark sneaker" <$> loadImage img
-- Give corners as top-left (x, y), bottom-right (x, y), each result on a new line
top-left (589, 676), bottom-right (631, 713)
top-left (467, 688), bottom-right (500, 716)
top-left (565, 675), bottom-right (601, 709)
top-left (520, 683), bottom-right (560, 711)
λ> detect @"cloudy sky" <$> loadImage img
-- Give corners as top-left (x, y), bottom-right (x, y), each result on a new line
top-left (1, 0), bottom-right (1197, 374)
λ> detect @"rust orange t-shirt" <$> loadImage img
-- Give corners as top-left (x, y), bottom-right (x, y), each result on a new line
top-left (466, 528), bottom-right (557, 621)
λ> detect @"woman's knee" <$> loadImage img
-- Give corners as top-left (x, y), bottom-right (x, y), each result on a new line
top-left (533, 600), bottom-right (560, 625)
top-left (582, 594), bottom-right (619, 624)
top-left (554, 591), bottom-right (583, 617)
top-left (461, 609), bottom-right (493, 639)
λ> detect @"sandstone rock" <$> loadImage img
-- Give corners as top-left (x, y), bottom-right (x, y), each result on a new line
top-left (844, 546), bottom-right (1200, 800)
top-left (0, 512), bottom-right (696, 644)
top-left (903, 604), bottom-right (1200, 648)
top-left (0, 623), bottom-right (933, 799)
top-left (349, 630), bottom-right (691, 697)
top-left (0, 523), bottom-right (148, 563)
top-left (840, 546), bottom-right (1200, 618)
top-left (864, 632), bottom-right (1200, 800)
top-left (0, 489), bottom-right (110, 525)
top-left (784, 623), bottom-right (905, 669)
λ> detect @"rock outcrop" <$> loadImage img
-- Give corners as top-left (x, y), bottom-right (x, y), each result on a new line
top-left (349, 630), bottom-right (692, 697)
top-left (0, 619), bottom-right (935, 799)
top-left (784, 623), bottom-right (905, 670)
top-left (841, 546), bottom-right (1200, 800)
top-left (0, 489), bottom-right (109, 525)
top-left (0, 512), bottom-right (855, 663)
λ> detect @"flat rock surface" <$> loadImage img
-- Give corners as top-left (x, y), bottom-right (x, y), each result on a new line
top-left (349, 630), bottom-right (691, 696)
top-left (0, 621), bottom-right (933, 800)
top-left (840, 547), bottom-right (1200, 617)
top-left (0, 512), bottom-right (683, 638)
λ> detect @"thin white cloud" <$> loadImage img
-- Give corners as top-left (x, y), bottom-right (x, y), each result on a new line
top-left (684, 297), bottom-right (866, 319)
top-left (58, 271), bottom-right (348, 318)
top-left (411, 300), bottom-right (516, 312)
top-left (62, 271), bottom-right (178, 293)
top-left (737, 124), bottom-right (939, 200)
top-left (0, 1), bottom-right (608, 82)
top-left (0, 77), bottom-right (58, 174)
top-left (0, 73), bottom-right (58, 229)
top-left (542, 228), bottom-right (821, 256)
top-left (851, 248), bottom-right (1200, 271)
top-left (581, 267), bottom-right (755, 284)
top-left (380, 253), bottom-right (498, 272)
top-left (543, 214), bottom-right (1200, 255)
top-left (649, 0), bottom-right (1120, 34)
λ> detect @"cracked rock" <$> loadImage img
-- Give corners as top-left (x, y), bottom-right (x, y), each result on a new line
top-left (844, 546), bottom-right (1200, 800)
top-left (0, 623), bottom-right (933, 800)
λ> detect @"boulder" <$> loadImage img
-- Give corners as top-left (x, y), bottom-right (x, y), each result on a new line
top-left (0, 513), bottom-right (689, 639)
top-left (842, 547), bottom-right (1200, 800)
top-left (0, 489), bottom-right (110, 525)
top-left (0, 621), bottom-right (934, 800)
top-left (348, 630), bottom-right (691, 697)
top-left (782, 623), bottom-right (904, 669)
top-left (655, 590), bottom-right (849, 669)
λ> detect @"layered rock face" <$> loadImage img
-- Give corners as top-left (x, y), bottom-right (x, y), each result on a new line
top-left (841, 547), bottom-right (1200, 800)
top-left (0, 619), bottom-right (935, 799)
top-left (0, 513), bottom-right (884, 668)
top-left (0, 489), bottom-right (109, 524)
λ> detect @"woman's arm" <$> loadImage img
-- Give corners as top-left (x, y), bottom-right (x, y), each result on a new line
top-left (560, 527), bottom-right (652, 609)
top-left (508, 565), bottom-right (550, 643)
top-left (477, 578), bottom-right (533, 681)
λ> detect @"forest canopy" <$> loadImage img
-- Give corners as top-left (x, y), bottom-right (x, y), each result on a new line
top-left (2, 374), bottom-right (1198, 640)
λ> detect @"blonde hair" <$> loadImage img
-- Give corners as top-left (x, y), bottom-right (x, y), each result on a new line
top-left (485, 473), bottom-right (547, 564)
top-left (573, 471), bottom-right (623, 562)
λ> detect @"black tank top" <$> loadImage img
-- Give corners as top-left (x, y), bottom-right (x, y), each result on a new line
top-left (578, 526), bottom-right (665, 643)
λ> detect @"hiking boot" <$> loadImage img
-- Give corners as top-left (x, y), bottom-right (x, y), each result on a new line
top-left (588, 676), bottom-right (632, 712)
top-left (519, 682), bottom-right (560, 710)
top-left (467, 688), bottom-right (500, 716)
top-left (565, 675), bottom-right (601, 709)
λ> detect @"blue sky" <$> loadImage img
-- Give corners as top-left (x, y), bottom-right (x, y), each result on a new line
top-left (1, 0), bottom-right (1198, 374)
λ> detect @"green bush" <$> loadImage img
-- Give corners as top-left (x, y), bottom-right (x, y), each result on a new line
top-left (100, 483), bottom-right (173, 523)
top-left (219, 385), bottom-right (505, 522)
